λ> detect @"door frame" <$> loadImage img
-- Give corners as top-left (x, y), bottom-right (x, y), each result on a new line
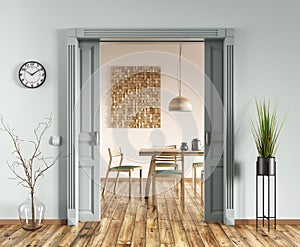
top-left (66, 28), bottom-right (234, 225)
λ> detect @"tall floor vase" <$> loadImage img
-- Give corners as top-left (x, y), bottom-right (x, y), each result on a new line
top-left (18, 192), bottom-right (45, 230)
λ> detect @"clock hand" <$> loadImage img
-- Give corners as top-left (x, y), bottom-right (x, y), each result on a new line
top-left (25, 71), bottom-right (34, 76)
top-left (31, 69), bottom-right (41, 76)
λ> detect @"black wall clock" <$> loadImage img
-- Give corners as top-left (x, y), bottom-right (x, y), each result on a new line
top-left (18, 61), bottom-right (46, 88)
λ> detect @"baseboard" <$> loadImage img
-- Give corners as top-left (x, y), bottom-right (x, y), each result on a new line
top-left (100, 178), bottom-right (194, 182)
top-left (235, 219), bottom-right (300, 225)
top-left (0, 219), bottom-right (67, 225)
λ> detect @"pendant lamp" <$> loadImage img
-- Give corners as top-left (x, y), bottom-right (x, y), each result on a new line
top-left (168, 44), bottom-right (192, 112)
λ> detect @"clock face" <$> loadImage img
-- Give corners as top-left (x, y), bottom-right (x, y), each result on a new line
top-left (18, 61), bottom-right (46, 88)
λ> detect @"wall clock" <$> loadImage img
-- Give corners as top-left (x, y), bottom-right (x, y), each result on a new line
top-left (18, 61), bottom-right (46, 88)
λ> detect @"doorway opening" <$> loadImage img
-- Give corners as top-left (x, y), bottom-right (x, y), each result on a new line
top-left (99, 41), bottom-right (204, 199)
top-left (66, 29), bottom-right (234, 226)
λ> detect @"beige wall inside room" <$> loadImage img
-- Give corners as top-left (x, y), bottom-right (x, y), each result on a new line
top-left (100, 43), bottom-right (204, 178)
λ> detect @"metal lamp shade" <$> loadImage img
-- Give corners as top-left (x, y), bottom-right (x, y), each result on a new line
top-left (168, 96), bottom-right (192, 112)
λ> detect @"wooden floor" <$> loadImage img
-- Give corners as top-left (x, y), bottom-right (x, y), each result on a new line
top-left (1, 180), bottom-right (300, 246)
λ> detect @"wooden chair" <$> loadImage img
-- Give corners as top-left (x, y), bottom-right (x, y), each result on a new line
top-left (102, 148), bottom-right (142, 198)
top-left (154, 144), bottom-right (178, 170)
top-left (192, 162), bottom-right (204, 201)
top-left (146, 149), bottom-right (184, 200)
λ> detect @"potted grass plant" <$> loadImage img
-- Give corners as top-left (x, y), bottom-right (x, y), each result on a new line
top-left (250, 99), bottom-right (284, 175)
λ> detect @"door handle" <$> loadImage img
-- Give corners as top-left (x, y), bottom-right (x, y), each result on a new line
top-left (205, 131), bottom-right (210, 146)
top-left (94, 131), bottom-right (99, 146)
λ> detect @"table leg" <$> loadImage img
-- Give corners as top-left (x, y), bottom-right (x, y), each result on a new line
top-left (145, 156), bottom-right (154, 199)
top-left (152, 167), bottom-right (156, 205)
top-left (181, 154), bottom-right (185, 204)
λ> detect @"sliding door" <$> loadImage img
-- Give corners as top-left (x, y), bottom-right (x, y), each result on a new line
top-left (204, 40), bottom-right (224, 221)
top-left (78, 41), bottom-right (101, 221)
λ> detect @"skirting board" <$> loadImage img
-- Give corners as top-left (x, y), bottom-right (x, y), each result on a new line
top-left (235, 219), bottom-right (300, 225)
top-left (0, 219), bottom-right (67, 225)
top-left (101, 178), bottom-right (195, 182)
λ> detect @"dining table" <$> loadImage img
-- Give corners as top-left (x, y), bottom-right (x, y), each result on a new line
top-left (139, 148), bottom-right (204, 202)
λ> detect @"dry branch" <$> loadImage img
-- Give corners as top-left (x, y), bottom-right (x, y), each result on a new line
top-left (0, 114), bottom-right (59, 192)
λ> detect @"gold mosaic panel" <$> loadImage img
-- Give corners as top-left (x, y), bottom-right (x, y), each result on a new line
top-left (111, 66), bottom-right (161, 128)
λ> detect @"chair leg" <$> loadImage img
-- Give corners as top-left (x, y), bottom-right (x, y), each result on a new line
top-left (145, 158), bottom-right (154, 199)
top-left (174, 164), bottom-right (178, 194)
top-left (174, 177), bottom-right (179, 194)
top-left (181, 175), bottom-right (184, 203)
top-left (193, 164), bottom-right (197, 192)
top-left (102, 169), bottom-right (110, 196)
top-left (113, 171), bottom-right (120, 194)
top-left (139, 169), bottom-right (142, 194)
top-left (129, 170), bottom-right (132, 198)
top-left (174, 164), bottom-right (179, 193)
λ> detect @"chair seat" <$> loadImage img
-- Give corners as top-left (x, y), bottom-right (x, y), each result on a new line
top-left (155, 162), bottom-right (178, 167)
top-left (156, 169), bottom-right (182, 176)
top-left (193, 162), bottom-right (204, 167)
top-left (110, 165), bottom-right (142, 171)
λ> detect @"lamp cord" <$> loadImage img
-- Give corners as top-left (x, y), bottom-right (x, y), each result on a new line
top-left (177, 44), bottom-right (182, 96)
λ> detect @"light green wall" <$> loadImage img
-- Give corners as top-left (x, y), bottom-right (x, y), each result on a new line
top-left (0, 0), bottom-right (299, 219)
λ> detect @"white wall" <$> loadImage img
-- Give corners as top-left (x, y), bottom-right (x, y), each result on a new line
top-left (100, 43), bottom-right (204, 178)
top-left (0, 0), bottom-right (299, 220)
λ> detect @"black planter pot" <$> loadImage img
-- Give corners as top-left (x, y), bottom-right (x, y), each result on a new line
top-left (256, 157), bottom-right (276, 176)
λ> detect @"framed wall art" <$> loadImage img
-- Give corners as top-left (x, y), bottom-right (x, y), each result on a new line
top-left (111, 66), bottom-right (161, 128)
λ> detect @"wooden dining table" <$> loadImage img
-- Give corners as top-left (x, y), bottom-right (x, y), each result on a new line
top-left (139, 148), bottom-right (204, 202)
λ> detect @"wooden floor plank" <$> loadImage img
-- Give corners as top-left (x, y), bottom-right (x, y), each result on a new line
top-left (1, 181), bottom-right (300, 247)
top-left (101, 219), bottom-right (123, 247)
top-left (185, 230), bottom-right (205, 247)
top-left (245, 225), bottom-right (278, 247)
top-left (235, 225), bottom-right (264, 247)
top-left (255, 225), bottom-right (296, 247)
top-left (184, 183), bottom-right (219, 247)
top-left (89, 180), bottom-right (130, 246)
top-left (117, 214), bottom-right (135, 244)
top-left (131, 198), bottom-right (147, 247)
top-left (208, 223), bottom-right (234, 246)
top-left (0, 226), bottom-right (31, 247)
top-left (284, 224), bottom-right (300, 238)
top-left (87, 218), bottom-right (111, 245)
top-left (276, 225), bottom-right (300, 246)
top-left (57, 222), bottom-right (86, 246)
top-left (39, 225), bottom-right (69, 247)
top-left (146, 205), bottom-right (160, 246)
top-left (157, 190), bottom-right (174, 245)
top-left (171, 181), bottom-right (205, 247)
top-left (0, 225), bottom-right (20, 243)
top-left (71, 221), bottom-right (99, 247)
top-left (196, 223), bottom-right (221, 247)
top-left (102, 181), bottom-right (130, 247)
top-left (117, 183), bottom-right (140, 245)
top-left (165, 194), bottom-right (190, 246)
top-left (220, 224), bottom-right (250, 247)
top-left (11, 225), bottom-right (60, 247)
top-left (158, 219), bottom-right (174, 244)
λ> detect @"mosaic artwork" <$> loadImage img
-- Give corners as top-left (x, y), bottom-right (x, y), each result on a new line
top-left (111, 66), bottom-right (161, 128)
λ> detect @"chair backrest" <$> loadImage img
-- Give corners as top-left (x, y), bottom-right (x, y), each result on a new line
top-left (154, 144), bottom-right (182, 163)
top-left (108, 148), bottom-right (124, 168)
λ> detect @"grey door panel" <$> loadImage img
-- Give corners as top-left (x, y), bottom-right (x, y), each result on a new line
top-left (204, 40), bottom-right (224, 221)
